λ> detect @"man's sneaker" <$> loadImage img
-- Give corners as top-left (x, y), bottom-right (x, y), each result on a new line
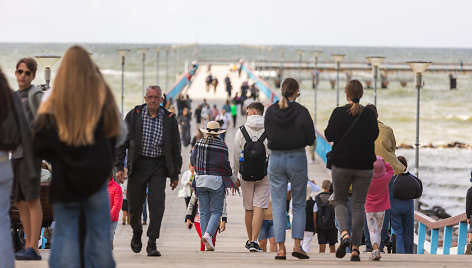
top-left (130, 233), bottom-right (142, 253)
top-left (249, 241), bottom-right (263, 252)
top-left (245, 240), bottom-right (251, 251)
top-left (465, 242), bottom-right (472, 255)
top-left (370, 249), bottom-right (381, 261)
top-left (15, 248), bottom-right (41, 260)
top-left (202, 232), bottom-right (215, 251)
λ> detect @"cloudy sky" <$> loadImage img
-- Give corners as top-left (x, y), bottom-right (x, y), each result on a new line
top-left (1, 0), bottom-right (471, 48)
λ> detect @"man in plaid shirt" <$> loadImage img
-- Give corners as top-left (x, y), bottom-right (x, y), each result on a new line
top-left (115, 86), bottom-right (182, 257)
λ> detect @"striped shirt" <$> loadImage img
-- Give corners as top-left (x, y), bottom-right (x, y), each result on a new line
top-left (141, 105), bottom-right (164, 157)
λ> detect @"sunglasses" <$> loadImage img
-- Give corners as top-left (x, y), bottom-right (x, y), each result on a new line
top-left (16, 69), bottom-right (32, 76)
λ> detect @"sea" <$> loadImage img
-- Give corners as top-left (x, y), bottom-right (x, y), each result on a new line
top-left (1, 43), bottom-right (471, 216)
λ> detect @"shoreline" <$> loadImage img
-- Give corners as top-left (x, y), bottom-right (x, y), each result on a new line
top-left (397, 141), bottom-right (472, 149)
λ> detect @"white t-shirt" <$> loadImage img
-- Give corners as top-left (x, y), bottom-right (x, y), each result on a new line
top-left (215, 113), bottom-right (231, 129)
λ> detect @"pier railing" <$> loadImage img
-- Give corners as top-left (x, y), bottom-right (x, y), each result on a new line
top-left (166, 65), bottom-right (199, 99)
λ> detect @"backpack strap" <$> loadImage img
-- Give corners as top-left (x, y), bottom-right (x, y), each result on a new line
top-left (239, 126), bottom-right (252, 142)
top-left (257, 131), bottom-right (267, 142)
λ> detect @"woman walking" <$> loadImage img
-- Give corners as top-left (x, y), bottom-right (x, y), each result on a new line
top-left (264, 78), bottom-right (315, 260)
top-left (33, 46), bottom-right (122, 268)
top-left (325, 79), bottom-right (379, 261)
top-left (190, 121), bottom-right (234, 251)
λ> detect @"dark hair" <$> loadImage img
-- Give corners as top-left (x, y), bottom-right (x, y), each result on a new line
top-left (16, 57), bottom-right (38, 76)
top-left (279, 78), bottom-right (299, 109)
top-left (397, 156), bottom-right (408, 168)
top-left (365, 103), bottom-right (378, 118)
top-left (0, 68), bottom-right (13, 123)
top-left (345, 79), bottom-right (364, 116)
top-left (247, 102), bottom-right (264, 115)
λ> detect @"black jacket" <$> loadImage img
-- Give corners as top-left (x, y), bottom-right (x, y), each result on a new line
top-left (324, 105), bottom-right (379, 170)
top-left (467, 186), bottom-right (472, 220)
top-left (115, 104), bottom-right (182, 181)
top-left (264, 101), bottom-right (315, 150)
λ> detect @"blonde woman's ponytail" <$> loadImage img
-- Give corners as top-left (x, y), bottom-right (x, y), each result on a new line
top-left (279, 78), bottom-right (299, 110)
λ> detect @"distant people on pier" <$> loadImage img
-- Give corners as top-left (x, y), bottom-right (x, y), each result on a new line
top-left (230, 99), bottom-right (238, 128)
top-left (211, 104), bottom-right (220, 119)
top-left (12, 57), bottom-right (43, 261)
top-left (178, 107), bottom-right (192, 147)
top-left (33, 46), bottom-right (121, 267)
top-left (215, 108), bottom-right (231, 141)
top-left (212, 76), bottom-right (219, 94)
top-left (0, 67), bottom-right (36, 266)
top-left (264, 78), bottom-right (315, 260)
top-left (225, 74), bottom-right (232, 97)
top-left (391, 156), bottom-right (422, 254)
top-left (115, 85), bottom-right (182, 257)
top-left (324, 79), bottom-right (379, 262)
top-left (190, 121), bottom-right (235, 251)
top-left (205, 73), bottom-right (213, 92)
top-left (466, 170), bottom-right (472, 254)
top-left (364, 156), bottom-right (393, 261)
top-left (233, 102), bottom-right (270, 253)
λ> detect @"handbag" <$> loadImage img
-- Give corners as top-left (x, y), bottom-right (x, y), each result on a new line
top-left (326, 109), bottom-right (364, 169)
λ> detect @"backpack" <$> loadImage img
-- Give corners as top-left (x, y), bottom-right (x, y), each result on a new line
top-left (315, 192), bottom-right (336, 230)
top-left (393, 172), bottom-right (423, 200)
top-left (238, 126), bottom-right (268, 181)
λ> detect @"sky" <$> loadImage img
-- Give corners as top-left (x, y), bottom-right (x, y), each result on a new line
top-left (1, 0), bottom-right (471, 48)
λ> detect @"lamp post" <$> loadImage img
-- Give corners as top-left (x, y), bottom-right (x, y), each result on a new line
top-left (311, 50), bottom-right (322, 126)
top-left (137, 48), bottom-right (149, 101)
top-left (366, 56), bottom-right (386, 106)
top-left (34, 55), bottom-right (61, 89)
top-left (116, 49), bottom-right (130, 117)
top-left (296, 49), bottom-right (304, 83)
top-left (406, 61), bottom-right (432, 180)
top-left (331, 53), bottom-right (345, 107)
top-left (155, 48), bottom-right (161, 85)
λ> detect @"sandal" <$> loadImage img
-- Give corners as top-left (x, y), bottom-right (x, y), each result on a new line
top-left (292, 250), bottom-right (309, 259)
top-left (275, 249), bottom-right (286, 260)
top-left (350, 248), bottom-right (361, 262)
top-left (335, 233), bottom-right (351, 258)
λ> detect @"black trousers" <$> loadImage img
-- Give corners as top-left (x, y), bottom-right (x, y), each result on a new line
top-left (127, 156), bottom-right (167, 239)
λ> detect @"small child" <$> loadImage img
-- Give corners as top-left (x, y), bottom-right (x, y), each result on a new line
top-left (302, 185), bottom-right (316, 253)
top-left (185, 192), bottom-right (227, 251)
top-left (258, 198), bottom-right (277, 252)
top-left (178, 163), bottom-right (195, 208)
top-left (314, 180), bottom-right (337, 253)
top-left (107, 176), bottom-right (123, 249)
top-left (365, 156), bottom-right (394, 261)
top-left (465, 170), bottom-right (472, 254)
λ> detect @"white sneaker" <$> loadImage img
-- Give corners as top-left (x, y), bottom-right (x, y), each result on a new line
top-left (370, 249), bottom-right (381, 261)
top-left (202, 232), bottom-right (215, 251)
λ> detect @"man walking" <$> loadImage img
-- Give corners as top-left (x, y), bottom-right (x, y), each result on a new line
top-left (233, 102), bottom-right (270, 252)
top-left (115, 86), bottom-right (182, 257)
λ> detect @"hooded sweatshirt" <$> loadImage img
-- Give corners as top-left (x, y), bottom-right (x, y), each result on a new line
top-left (264, 101), bottom-right (315, 151)
top-left (233, 115), bottom-right (268, 177)
top-left (365, 160), bottom-right (394, 213)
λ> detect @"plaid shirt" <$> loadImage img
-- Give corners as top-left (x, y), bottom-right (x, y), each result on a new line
top-left (190, 137), bottom-right (232, 177)
top-left (141, 105), bottom-right (164, 157)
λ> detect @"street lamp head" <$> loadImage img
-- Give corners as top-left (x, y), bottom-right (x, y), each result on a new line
top-left (366, 56), bottom-right (386, 67)
top-left (116, 49), bottom-right (130, 57)
top-left (34, 55), bottom-right (61, 69)
top-left (406, 61), bottom-right (432, 75)
top-left (155, 47), bottom-right (161, 53)
top-left (137, 48), bottom-right (149, 55)
top-left (311, 50), bottom-right (322, 58)
top-left (331, 53), bottom-right (345, 63)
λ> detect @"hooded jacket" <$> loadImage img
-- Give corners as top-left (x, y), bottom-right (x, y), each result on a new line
top-left (264, 101), bottom-right (315, 151)
top-left (233, 115), bottom-right (268, 177)
top-left (375, 121), bottom-right (406, 175)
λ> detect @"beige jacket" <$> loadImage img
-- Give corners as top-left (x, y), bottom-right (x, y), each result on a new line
top-left (374, 121), bottom-right (406, 175)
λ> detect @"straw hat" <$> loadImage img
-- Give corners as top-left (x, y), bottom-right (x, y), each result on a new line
top-left (200, 121), bottom-right (226, 135)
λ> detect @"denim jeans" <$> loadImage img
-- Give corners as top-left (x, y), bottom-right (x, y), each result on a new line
top-left (196, 184), bottom-right (225, 237)
top-left (0, 152), bottom-right (14, 268)
top-left (49, 184), bottom-right (115, 268)
top-left (391, 198), bottom-right (414, 253)
top-left (364, 209), bottom-right (390, 250)
top-left (268, 149), bottom-right (307, 243)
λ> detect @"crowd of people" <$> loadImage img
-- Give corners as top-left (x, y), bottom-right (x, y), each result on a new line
top-left (0, 47), bottom-right (471, 268)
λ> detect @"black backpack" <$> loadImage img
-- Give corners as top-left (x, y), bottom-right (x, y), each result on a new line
top-left (315, 192), bottom-right (336, 230)
top-left (239, 126), bottom-right (268, 181)
top-left (393, 172), bottom-right (423, 200)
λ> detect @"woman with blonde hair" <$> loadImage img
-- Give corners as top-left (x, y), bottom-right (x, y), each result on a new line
top-left (264, 78), bottom-right (315, 259)
top-left (325, 79), bottom-right (379, 261)
top-left (33, 45), bottom-right (121, 268)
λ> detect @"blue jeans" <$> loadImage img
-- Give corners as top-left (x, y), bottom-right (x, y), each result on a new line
top-left (364, 209), bottom-right (390, 250)
top-left (268, 149), bottom-right (307, 243)
top-left (391, 198), bottom-right (414, 253)
top-left (196, 184), bottom-right (225, 237)
top-left (0, 153), bottom-right (14, 268)
top-left (49, 184), bottom-right (115, 268)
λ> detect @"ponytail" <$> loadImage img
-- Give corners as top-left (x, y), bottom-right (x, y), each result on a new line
top-left (349, 103), bottom-right (363, 116)
top-left (279, 96), bottom-right (289, 109)
top-left (345, 79), bottom-right (364, 116)
top-left (279, 78), bottom-right (299, 110)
